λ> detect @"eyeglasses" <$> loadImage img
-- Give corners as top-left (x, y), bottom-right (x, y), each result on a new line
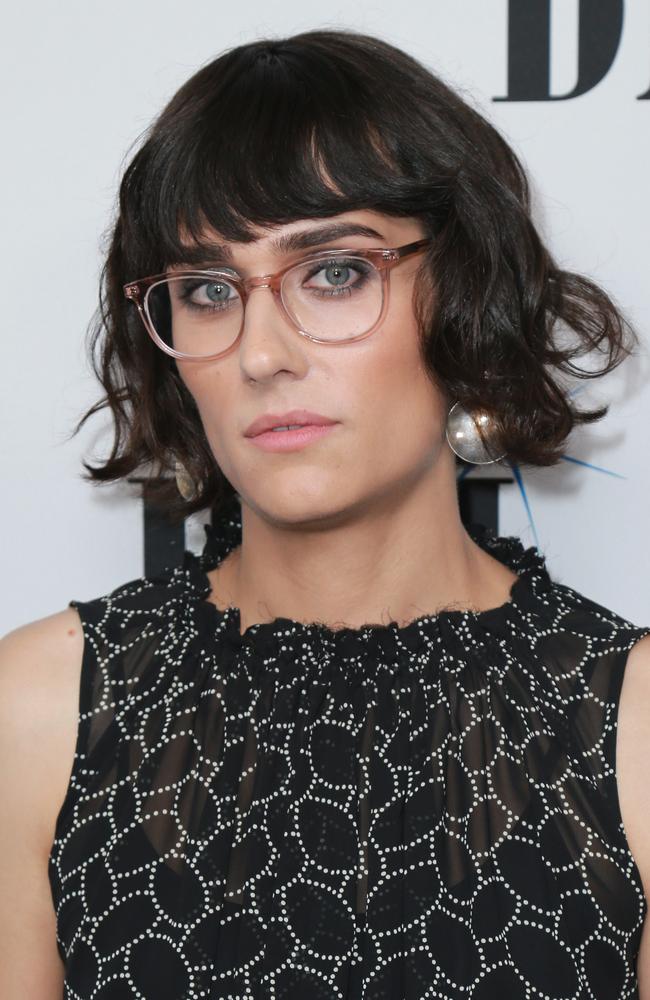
top-left (123, 238), bottom-right (432, 361)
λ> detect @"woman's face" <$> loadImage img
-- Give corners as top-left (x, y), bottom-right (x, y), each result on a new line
top-left (175, 208), bottom-right (453, 524)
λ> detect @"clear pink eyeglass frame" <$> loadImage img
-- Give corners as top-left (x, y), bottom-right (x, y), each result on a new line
top-left (123, 238), bottom-right (432, 362)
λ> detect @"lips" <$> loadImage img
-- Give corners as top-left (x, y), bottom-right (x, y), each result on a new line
top-left (244, 409), bottom-right (338, 437)
top-left (247, 422), bottom-right (338, 452)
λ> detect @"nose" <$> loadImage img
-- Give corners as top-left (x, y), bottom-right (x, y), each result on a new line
top-left (240, 277), bottom-right (287, 328)
top-left (240, 280), bottom-right (285, 325)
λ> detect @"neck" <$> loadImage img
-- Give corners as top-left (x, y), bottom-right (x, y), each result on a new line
top-left (207, 461), bottom-right (518, 635)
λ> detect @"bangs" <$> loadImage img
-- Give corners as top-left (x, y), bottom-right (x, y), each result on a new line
top-left (121, 41), bottom-right (452, 275)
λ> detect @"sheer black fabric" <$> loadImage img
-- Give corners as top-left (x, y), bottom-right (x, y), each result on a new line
top-left (49, 494), bottom-right (650, 999)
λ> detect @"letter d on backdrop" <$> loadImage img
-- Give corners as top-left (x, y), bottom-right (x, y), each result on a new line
top-left (495, 0), bottom-right (624, 102)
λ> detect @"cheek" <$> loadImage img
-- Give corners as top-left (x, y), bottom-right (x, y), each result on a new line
top-left (176, 364), bottom-right (231, 450)
top-left (359, 311), bottom-right (446, 456)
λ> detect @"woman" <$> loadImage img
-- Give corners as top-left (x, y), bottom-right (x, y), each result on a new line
top-left (2, 27), bottom-right (650, 1000)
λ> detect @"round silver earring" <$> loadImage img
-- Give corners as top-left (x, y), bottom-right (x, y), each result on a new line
top-left (174, 459), bottom-right (199, 501)
top-left (445, 401), bottom-right (506, 464)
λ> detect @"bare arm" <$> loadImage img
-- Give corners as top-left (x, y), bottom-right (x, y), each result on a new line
top-left (0, 609), bottom-right (84, 999)
top-left (615, 634), bottom-right (650, 998)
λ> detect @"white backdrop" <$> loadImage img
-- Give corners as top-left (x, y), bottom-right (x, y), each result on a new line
top-left (2, 0), bottom-right (649, 634)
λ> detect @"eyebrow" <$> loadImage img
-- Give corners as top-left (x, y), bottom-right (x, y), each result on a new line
top-left (169, 222), bottom-right (386, 270)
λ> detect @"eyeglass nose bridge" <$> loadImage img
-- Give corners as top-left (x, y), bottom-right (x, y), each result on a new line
top-left (246, 275), bottom-right (273, 289)
top-left (240, 273), bottom-right (284, 296)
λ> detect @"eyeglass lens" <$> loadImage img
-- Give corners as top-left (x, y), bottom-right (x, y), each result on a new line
top-left (145, 255), bottom-right (383, 357)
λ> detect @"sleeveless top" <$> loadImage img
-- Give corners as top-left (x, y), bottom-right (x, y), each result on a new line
top-left (48, 494), bottom-right (650, 1000)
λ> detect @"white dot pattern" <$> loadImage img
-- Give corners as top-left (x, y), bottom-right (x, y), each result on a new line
top-left (48, 495), bottom-right (650, 999)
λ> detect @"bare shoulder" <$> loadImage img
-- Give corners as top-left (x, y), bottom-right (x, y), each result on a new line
top-left (617, 632), bottom-right (650, 889)
top-left (0, 607), bottom-right (84, 998)
top-left (0, 607), bottom-right (85, 846)
top-left (615, 633), bottom-right (650, 997)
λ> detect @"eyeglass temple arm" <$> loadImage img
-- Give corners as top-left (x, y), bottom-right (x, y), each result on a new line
top-left (394, 238), bottom-right (432, 259)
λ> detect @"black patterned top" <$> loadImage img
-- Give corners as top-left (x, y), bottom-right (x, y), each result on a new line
top-left (48, 494), bottom-right (650, 999)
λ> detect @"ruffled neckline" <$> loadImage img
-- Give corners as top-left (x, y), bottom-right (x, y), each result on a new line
top-left (179, 493), bottom-right (556, 652)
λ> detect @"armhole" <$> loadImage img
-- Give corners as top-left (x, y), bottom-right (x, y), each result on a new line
top-left (49, 599), bottom-right (97, 846)
top-left (609, 626), bottom-right (650, 900)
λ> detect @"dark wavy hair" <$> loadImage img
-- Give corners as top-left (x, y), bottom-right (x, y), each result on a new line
top-left (72, 27), bottom-right (640, 525)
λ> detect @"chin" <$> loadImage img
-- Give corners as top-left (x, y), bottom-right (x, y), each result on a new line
top-left (241, 488), bottom-right (358, 530)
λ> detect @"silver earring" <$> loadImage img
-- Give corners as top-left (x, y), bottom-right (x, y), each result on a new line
top-left (445, 401), bottom-right (506, 464)
top-left (174, 459), bottom-right (198, 501)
